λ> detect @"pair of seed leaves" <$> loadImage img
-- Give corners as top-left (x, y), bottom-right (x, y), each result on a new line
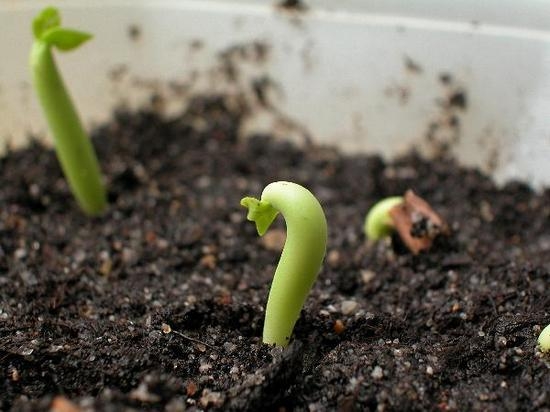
top-left (33, 7), bottom-right (91, 50)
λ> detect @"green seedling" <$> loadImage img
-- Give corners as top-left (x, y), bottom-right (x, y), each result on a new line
top-left (538, 324), bottom-right (550, 352)
top-left (365, 191), bottom-right (449, 255)
top-left (364, 196), bottom-right (403, 240)
top-left (30, 7), bottom-right (106, 215)
top-left (241, 181), bottom-right (327, 346)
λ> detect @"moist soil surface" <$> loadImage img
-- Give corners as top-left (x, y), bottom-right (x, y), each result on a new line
top-left (1, 96), bottom-right (549, 411)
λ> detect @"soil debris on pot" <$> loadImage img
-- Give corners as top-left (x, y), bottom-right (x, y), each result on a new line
top-left (1, 94), bottom-right (549, 411)
top-left (277, 0), bottom-right (308, 12)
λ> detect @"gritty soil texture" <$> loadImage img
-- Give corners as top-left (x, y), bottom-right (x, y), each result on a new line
top-left (1, 95), bottom-right (550, 411)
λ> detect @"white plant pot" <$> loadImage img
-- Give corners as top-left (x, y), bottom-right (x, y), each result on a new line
top-left (1, 0), bottom-right (549, 186)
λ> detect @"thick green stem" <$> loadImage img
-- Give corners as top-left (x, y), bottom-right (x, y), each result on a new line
top-left (242, 181), bottom-right (327, 346)
top-left (30, 40), bottom-right (106, 215)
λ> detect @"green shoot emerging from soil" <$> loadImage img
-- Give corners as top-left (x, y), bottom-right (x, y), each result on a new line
top-left (538, 324), bottom-right (550, 352)
top-left (30, 7), bottom-right (106, 215)
top-left (364, 196), bottom-right (403, 240)
top-left (241, 181), bottom-right (327, 347)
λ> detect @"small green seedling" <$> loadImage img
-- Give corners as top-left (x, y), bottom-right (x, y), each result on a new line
top-left (241, 181), bottom-right (327, 346)
top-left (538, 324), bottom-right (550, 352)
top-left (364, 196), bottom-right (403, 240)
top-left (30, 7), bottom-right (106, 215)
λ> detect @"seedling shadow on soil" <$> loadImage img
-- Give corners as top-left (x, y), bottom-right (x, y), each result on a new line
top-left (1, 95), bottom-right (549, 411)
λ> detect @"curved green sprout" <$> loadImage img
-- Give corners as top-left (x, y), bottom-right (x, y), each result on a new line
top-left (538, 324), bottom-right (550, 352)
top-left (241, 181), bottom-right (327, 346)
top-left (364, 196), bottom-right (403, 240)
top-left (30, 7), bottom-right (106, 215)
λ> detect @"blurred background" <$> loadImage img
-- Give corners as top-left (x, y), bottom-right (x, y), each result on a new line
top-left (1, 0), bottom-right (549, 186)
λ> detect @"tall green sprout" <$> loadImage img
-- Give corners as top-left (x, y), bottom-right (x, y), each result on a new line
top-left (241, 181), bottom-right (327, 346)
top-left (30, 7), bottom-right (106, 215)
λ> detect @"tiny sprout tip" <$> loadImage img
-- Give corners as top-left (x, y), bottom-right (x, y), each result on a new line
top-left (538, 324), bottom-right (550, 352)
top-left (364, 196), bottom-right (403, 240)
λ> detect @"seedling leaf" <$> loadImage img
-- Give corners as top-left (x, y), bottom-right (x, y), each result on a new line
top-left (33, 7), bottom-right (61, 39)
top-left (42, 27), bottom-right (92, 50)
top-left (240, 197), bottom-right (279, 236)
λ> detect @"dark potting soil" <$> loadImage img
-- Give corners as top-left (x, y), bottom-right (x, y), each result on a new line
top-left (1, 95), bottom-right (549, 411)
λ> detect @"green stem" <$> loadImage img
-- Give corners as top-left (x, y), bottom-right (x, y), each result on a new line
top-left (242, 181), bottom-right (327, 346)
top-left (30, 40), bottom-right (106, 215)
